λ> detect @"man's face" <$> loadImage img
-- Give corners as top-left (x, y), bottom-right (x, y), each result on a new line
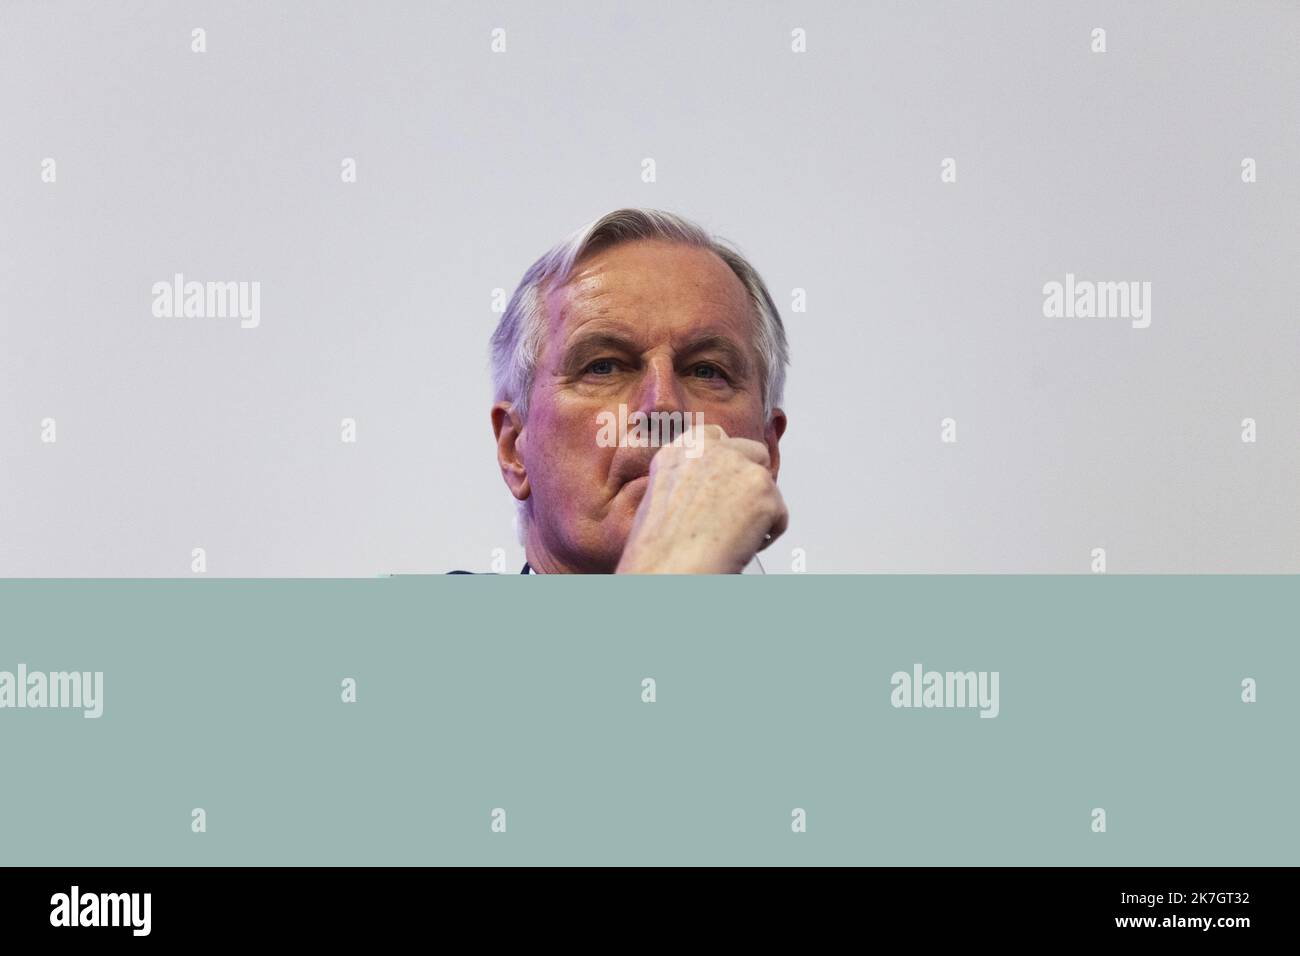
top-left (493, 238), bottom-right (786, 573)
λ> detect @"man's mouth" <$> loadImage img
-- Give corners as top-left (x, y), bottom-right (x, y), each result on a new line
top-left (611, 448), bottom-right (657, 493)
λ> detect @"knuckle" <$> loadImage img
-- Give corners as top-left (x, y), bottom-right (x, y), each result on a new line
top-left (744, 463), bottom-right (774, 493)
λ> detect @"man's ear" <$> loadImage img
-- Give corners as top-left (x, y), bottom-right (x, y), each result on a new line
top-left (765, 408), bottom-right (787, 480)
top-left (491, 402), bottom-right (530, 502)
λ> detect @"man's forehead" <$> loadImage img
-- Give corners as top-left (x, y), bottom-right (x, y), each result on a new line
top-left (543, 241), bottom-right (756, 348)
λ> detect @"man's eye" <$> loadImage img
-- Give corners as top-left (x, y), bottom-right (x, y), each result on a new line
top-left (691, 363), bottom-right (726, 381)
top-left (586, 359), bottom-right (617, 375)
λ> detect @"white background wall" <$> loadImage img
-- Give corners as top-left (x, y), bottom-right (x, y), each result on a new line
top-left (2, 1), bottom-right (1296, 575)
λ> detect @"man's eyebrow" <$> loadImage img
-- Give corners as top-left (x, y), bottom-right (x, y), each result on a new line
top-left (678, 334), bottom-right (752, 376)
top-left (559, 331), bottom-right (643, 365)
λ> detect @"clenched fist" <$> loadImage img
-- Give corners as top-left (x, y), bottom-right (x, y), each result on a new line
top-left (615, 424), bottom-right (788, 574)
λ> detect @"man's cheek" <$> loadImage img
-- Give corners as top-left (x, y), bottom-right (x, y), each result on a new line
top-left (712, 410), bottom-right (767, 443)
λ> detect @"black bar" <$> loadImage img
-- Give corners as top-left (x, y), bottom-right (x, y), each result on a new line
top-left (0, 866), bottom-right (1282, 942)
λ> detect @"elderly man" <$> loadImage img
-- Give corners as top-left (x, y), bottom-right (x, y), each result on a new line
top-left (489, 209), bottom-right (790, 574)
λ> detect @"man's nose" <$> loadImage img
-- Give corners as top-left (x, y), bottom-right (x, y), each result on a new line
top-left (631, 356), bottom-right (686, 414)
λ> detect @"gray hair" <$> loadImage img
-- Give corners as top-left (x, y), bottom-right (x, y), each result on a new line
top-left (490, 208), bottom-right (789, 422)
